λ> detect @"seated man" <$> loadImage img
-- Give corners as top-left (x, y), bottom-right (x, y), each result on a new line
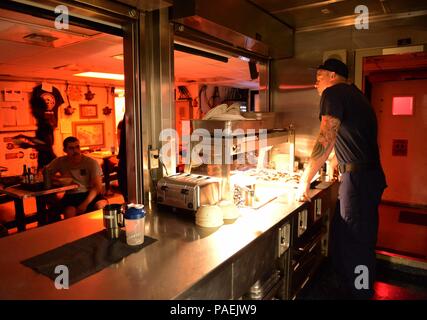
top-left (45, 136), bottom-right (107, 219)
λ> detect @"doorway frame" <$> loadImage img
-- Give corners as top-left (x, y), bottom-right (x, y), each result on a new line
top-left (355, 45), bottom-right (427, 269)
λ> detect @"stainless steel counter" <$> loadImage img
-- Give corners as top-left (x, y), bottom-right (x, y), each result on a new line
top-left (0, 185), bottom-right (332, 299)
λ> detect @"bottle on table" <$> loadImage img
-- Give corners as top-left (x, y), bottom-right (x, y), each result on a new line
top-left (22, 164), bottom-right (28, 184)
top-left (27, 167), bottom-right (34, 184)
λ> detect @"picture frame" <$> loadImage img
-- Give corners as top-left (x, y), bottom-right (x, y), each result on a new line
top-left (72, 121), bottom-right (105, 148)
top-left (79, 104), bottom-right (98, 119)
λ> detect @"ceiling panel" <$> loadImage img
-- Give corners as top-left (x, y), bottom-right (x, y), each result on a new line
top-left (0, 6), bottom-right (256, 89)
top-left (250, 0), bottom-right (427, 31)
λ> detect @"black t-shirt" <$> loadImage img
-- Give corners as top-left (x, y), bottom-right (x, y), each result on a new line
top-left (31, 84), bottom-right (64, 128)
top-left (319, 83), bottom-right (381, 165)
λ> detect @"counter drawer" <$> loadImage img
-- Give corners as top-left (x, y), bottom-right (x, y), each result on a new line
top-left (290, 236), bottom-right (323, 297)
top-left (232, 231), bottom-right (278, 299)
top-left (176, 264), bottom-right (232, 299)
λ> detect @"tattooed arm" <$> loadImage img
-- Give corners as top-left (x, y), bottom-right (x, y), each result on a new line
top-left (297, 115), bottom-right (341, 201)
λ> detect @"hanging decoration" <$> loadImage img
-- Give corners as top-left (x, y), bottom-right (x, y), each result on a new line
top-left (84, 84), bottom-right (95, 101)
top-left (64, 81), bottom-right (75, 116)
top-left (102, 86), bottom-right (112, 115)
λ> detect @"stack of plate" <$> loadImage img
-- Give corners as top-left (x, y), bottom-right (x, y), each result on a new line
top-left (202, 103), bottom-right (248, 121)
top-left (195, 204), bottom-right (223, 228)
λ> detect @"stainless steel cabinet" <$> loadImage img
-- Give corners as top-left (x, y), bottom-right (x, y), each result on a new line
top-left (178, 183), bottom-right (338, 300)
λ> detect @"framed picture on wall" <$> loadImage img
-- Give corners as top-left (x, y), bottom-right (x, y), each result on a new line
top-left (79, 104), bottom-right (98, 119)
top-left (72, 121), bottom-right (105, 148)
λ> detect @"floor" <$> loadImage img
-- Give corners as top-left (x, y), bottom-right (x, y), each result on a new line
top-left (297, 257), bottom-right (427, 300)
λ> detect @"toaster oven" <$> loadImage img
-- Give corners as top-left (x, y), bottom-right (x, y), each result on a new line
top-left (156, 173), bottom-right (221, 211)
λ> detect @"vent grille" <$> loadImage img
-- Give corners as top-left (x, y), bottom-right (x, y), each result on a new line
top-left (23, 33), bottom-right (58, 44)
top-left (398, 211), bottom-right (427, 226)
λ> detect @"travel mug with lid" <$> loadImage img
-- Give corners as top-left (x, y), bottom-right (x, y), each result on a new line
top-left (124, 204), bottom-right (145, 245)
top-left (103, 204), bottom-right (125, 239)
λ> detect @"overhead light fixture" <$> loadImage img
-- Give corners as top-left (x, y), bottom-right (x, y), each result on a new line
top-left (321, 8), bottom-right (331, 14)
top-left (238, 56), bottom-right (250, 62)
top-left (174, 43), bottom-right (229, 63)
top-left (23, 33), bottom-right (58, 43)
top-left (22, 33), bottom-right (58, 47)
top-left (382, 45), bottom-right (425, 55)
top-left (54, 64), bottom-right (81, 72)
top-left (112, 54), bottom-right (124, 60)
top-left (74, 72), bottom-right (124, 81)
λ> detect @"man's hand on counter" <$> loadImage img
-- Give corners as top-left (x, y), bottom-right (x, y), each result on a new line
top-left (296, 179), bottom-right (311, 202)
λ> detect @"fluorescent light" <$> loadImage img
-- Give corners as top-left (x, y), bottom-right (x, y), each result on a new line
top-left (239, 56), bottom-right (250, 62)
top-left (382, 45), bottom-right (424, 55)
top-left (74, 72), bottom-right (124, 81)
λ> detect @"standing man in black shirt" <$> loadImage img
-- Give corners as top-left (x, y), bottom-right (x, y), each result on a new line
top-left (14, 96), bottom-right (56, 170)
top-left (297, 58), bottom-right (387, 299)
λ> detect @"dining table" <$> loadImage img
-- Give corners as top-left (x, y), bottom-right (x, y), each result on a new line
top-left (0, 182), bottom-right (79, 232)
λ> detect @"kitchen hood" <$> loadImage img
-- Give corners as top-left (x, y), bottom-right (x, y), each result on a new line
top-left (171, 0), bottom-right (294, 59)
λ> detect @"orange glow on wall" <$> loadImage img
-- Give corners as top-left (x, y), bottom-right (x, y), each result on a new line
top-left (392, 96), bottom-right (413, 115)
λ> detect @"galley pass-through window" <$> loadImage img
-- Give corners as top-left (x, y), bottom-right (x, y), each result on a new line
top-left (174, 42), bottom-right (263, 116)
top-left (173, 40), bottom-right (266, 170)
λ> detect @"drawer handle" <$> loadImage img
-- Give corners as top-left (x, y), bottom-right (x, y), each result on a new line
top-left (297, 233), bottom-right (322, 253)
top-left (308, 241), bottom-right (318, 253)
top-left (301, 276), bottom-right (310, 289)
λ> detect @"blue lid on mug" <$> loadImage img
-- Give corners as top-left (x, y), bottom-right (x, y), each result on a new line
top-left (125, 206), bottom-right (145, 219)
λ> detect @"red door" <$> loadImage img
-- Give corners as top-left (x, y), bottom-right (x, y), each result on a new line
top-left (371, 79), bottom-right (427, 259)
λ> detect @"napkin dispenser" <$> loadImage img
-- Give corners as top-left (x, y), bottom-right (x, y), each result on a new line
top-left (156, 173), bottom-right (221, 211)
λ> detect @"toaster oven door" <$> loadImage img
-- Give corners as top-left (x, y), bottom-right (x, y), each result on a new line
top-left (157, 183), bottom-right (197, 210)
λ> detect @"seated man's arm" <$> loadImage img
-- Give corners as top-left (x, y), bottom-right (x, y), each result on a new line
top-left (76, 163), bottom-right (103, 214)
top-left (45, 158), bottom-right (59, 175)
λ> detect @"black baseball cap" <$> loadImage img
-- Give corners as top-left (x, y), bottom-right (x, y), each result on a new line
top-left (317, 58), bottom-right (348, 79)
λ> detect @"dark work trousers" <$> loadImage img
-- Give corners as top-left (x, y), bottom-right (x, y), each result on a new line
top-left (330, 169), bottom-right (386, 299)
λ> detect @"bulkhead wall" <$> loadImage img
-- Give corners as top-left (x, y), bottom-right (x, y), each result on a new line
top-left (270, 15), bottom-right (427, 161)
